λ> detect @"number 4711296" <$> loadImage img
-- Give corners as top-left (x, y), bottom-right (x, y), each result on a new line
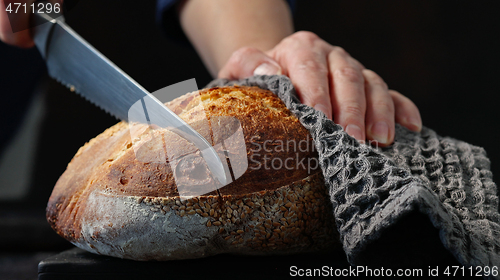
top-left (444, 266), bottom-right (498, 277)
top-left (5, 2), bottom-right (61, 14)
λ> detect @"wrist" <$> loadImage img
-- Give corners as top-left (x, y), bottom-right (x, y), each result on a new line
top-left (179, 0), bottom-right (293, 77)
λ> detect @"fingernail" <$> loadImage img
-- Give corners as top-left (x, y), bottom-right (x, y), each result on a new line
top-left (314, 104), bottom-right (332, 119)
top-left (253, 62), bottom-right (282, 76)
top-left (371, 121), bottom-right (389, 144)
top-left (406, 117), bottom-right (422, 132)
top-left (345, 124), bottom-right (363, 141)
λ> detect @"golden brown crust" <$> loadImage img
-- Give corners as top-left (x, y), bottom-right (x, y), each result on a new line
top-left (47, 86), bottom-right (322, 245)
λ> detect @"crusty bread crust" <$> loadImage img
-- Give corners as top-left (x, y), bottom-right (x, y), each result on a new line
top-left (47, 86), bottom-right (338, 260)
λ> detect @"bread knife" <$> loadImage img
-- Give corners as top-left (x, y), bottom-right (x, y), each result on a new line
top-left (31, 12), bottom-right (228, 185)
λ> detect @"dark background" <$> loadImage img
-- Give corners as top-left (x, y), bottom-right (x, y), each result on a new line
top-left (1, 0), bottom-right (499, 278)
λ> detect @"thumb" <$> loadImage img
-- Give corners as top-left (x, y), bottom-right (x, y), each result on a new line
top-left (218, 47), bottom-right (282, 80)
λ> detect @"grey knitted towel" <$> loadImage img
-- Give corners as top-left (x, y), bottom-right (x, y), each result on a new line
top-left (207, 75), bottom-right (500, 280)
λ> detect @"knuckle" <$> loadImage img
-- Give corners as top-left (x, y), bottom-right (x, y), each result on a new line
top-left (390, 89), bottom-right (415, 106)
top-left (388, 89), bottom-right (401, 96)
top-left (340, 102), bottom-right (364, 117)
top-left (372, 100), bottom-right (394, 114)
top-left (334, 66), bottom-right (363, 84)
top-left (296, 58), bottom-right (328, 74)
top-left (291, 31), bottom-right (320, 42)
top-left (389, 90), bottom-right (420, 115)
top-left (306, 85), bottom-right (329, 102)
top-left (332, 46), bottom-right (348, 56)
top-left (390, 89), bottom-right (413, 101)
top-left (363, 69), bottom-right (388, 90)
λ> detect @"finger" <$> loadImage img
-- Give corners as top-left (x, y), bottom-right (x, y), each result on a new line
top-left (328, 47), bottom-right (366, 142)
top-left (363, 69), bottom-right (395, 146)
top-left (0, 0), bottom-right (36, 48)
top-left (347, 55), bottom-right (365, 71)
top-left (389, 90), bottom-right (422, 132)
top-left (278, 35), bottom-right (332, 119)
top-left (218, 47), bottom-right (282, 80)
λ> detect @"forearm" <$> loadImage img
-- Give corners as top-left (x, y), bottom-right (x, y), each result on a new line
top-left (179, 0), bottom-right (293, 77)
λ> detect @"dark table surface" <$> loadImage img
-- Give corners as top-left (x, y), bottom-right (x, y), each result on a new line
top-left (36, 247), bottom-right (487, 280)
top-left (38, 248), bottom-right (351, 280)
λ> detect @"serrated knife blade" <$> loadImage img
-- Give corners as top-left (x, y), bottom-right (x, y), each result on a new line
top-left (31, 12), bottom-right (228, 185)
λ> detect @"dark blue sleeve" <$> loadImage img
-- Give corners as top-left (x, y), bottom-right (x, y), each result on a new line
top-left (156, 0), bottom-right (296, 45)
top-left (155, 0), bottom-right (190, 45)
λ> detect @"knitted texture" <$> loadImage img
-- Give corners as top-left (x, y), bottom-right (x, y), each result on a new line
top-left (207, 75), bottom-right (500, 280)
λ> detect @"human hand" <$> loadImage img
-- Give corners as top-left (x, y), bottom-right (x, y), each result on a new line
top-left (0, 0), bottom-right (62, 48)
top-left (219, 31), bottom-right (422, 147)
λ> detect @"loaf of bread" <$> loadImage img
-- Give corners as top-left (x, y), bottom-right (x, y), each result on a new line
top-left (47, 86), bottom-right (339, 260)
